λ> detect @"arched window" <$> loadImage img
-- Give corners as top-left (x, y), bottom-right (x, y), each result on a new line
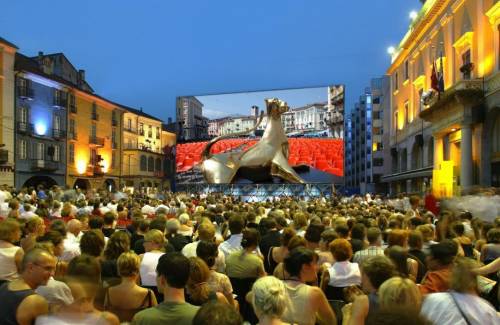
top-left (140, 155), bottom-right (147, 171)
top-left (155, 158), bottom-right (162, 171)
top-left (148, 157), bottom-right (154, 172)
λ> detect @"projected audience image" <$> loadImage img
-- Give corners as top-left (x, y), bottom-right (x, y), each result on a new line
top-left (175, 85), bottom-right (345, 185)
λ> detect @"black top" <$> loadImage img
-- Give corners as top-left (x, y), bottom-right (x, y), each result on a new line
top-left (102, 228), bottom-right (116, 238)
top-left (350, 239), bottom-right (365, 255)
top-left (259, 230), bottom-right (282, 273)
top-left (130, 233), bottom-right (144, 248)
top-left (167, 234), bottom-right (191, 252)
top-left (0, 283), bottom-right (35, 325)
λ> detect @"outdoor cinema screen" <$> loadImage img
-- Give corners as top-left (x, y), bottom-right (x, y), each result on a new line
top-left (175, 85), bottom-right (345, 185)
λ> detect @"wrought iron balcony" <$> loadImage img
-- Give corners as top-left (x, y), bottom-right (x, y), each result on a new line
top-left (53, 97), bottom-right (67, 108)
top-left (31, 159), bottom-right (58, 171)
top-left (87, 164), bottom-right (105, 177)
top-left (69, 104), bottom-right (77, 114)
top-left (52, 129), bottom-right (66, 140)
top-left (89, 136), bottom-right (104, 147)
top-left (17, 122), bottom-right (33, 134)
top-left (124, 126), bottom-right (137, 133)
top-left (0, 149), bottom-right (8, 164)
top-left (17, 86), bottom-right (34, 99)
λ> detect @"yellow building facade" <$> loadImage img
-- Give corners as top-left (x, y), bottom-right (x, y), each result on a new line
top-left (67, 91), bottom-right (123, 190)
top-left (0, 38), bottom-right (17, 187)
top-left (121, 107), bottom-right (167, 191)
top-left (386, 0), bottom-right (500, 196)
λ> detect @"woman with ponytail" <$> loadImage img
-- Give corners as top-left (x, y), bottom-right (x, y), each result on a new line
top-left (251, 276), bottom-right (290, 325)
top-left (185, 257), bottom-right (228, 306)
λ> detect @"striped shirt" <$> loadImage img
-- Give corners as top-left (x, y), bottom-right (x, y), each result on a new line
top-left (353, 246), bottom-right (385, 264)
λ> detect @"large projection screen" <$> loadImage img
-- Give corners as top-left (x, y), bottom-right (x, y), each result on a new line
top-left (175, 85), bottom-right (345, 186)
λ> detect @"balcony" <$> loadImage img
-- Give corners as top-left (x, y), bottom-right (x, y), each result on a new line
top-left (17, 122), bottom-right (33, 134)
top-left (154, 171), bottom-right (164, 177)
top-left (69, 104), bottom-right (77, 114)
top-left (124, 126), bottom-right (137, 133)
top-left (68, 132), bottom-right (77, 141)
top-left (53, 97), bottom-right (67, 109)
top-left (112, 119), bottom-right (118, 127)
top-left (31, 159), bottom-right (58, 171)
top-left (0, 149), bottom-right (8, 164)
top-left (123, 143), bottom-right (161, 154)
top-left (86, 164), bottom-right (105, 177)
top-left (17, 86), bottom-right (34, 100)
top-left (91, 113), bottom-right (99, 121)
top-left (139, 129), bottom-right (145, 136)
top-left (89, 136), bottom-right (104, 147)
top-left (52, 129), bottom-right (66, 140)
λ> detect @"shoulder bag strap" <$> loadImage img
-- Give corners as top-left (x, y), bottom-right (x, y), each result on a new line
top-left (449, 292), bottom-right (472, 325)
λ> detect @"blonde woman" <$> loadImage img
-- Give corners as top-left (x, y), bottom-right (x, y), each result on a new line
top-left (378, 277), bottom-right (422, 311)
top-left (105, 252), bottom-right (157, 323)
top-left (251, 276), bottom-right (291, 325)
top-left (20, 216), bottom-right (46, 252)
top-left (0, 219), bottom-right (23, 283)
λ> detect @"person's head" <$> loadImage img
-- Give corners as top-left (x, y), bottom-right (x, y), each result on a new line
top-left (156, 252), bottom-right (190, 290)
top-left (378, 277), bottom-right (422, 311)
top-left (50, 219), bottom-right (67, 237)
top-left (150, 217), bottom-right (166, 233)
top-left (21, 248), bottom-right (56, 288)
top-left (387, 229), bottom-right (408, 248)
top-left (335, 224), bottom-right (350, 238)
top-left (304, 223), bottom-right (325, 245)
top-left (319, 229), bottom-right (338, 250)
top-left (351, 223), bottom-right (366, 241)
top-left (192, 301), bottom-right (243, 325)
top-left (88, 217), bottom-right (103, 230)
top-left (103, 212), bottom-right (116, 227)
top-left (367, 227), bottom-right (382, 246)
top-left (451, 222), bottom-right (465, 237)
top-left (228, 214), bottom-right (245, 235)
top-left (104, 231), bottom-right (130, 260)
top-left (329, 238), bottom-right (353, 262)
top-left (287, 235), bottom-right (307, 251)
top-left (36, 230), bottom-right (64, 257)
top-left (197, 221), bottom-right (216, 241)
top-left (451, 257), bottom-right (480, 294)
top-left (284, 247), bottom-right (318, 282)
top-left (143, 229), bottom-right (165, 252)
top-left (80, 230), bottom-right (105, 257)
top-left (409, 195), bottom-right (420, 208)
top-left (117, 251), bottom-right (141, 278)
top-left (252, 276), bottom-right (290, 320)
top-left (427, 239), bottom-right (458, 269)
top-left (281, 227), bottom-right (297, 247)
top-left (187, 257), bottom-right (211, 304)
top-left (25, 217), bottom-right (46, 236)
top-left (408, 230), bottom-right (423, 250)
top-left (178, 213), bottom-right (190, 225)
top-left (67, 254), bottom-right (101, 284)
top-left (360, 256), bottom-right (396, 292)
top-left (486, 228), bottom-right (500, 244)
top-left (196, 240), bottom-right (218, 268)
top-left (66, 219), bottom-right (82, 236)
top-left (166, 218), bottom-right (180, 235)
top-left (241, 228), bottom-right (260, 249)
top-left (0, 219), bottom-right (21, 243)
top-left (416, 225), bottom-right (434, 242)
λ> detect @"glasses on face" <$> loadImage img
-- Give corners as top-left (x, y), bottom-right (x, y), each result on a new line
top-left (32, 263), bottom-right (56, 273)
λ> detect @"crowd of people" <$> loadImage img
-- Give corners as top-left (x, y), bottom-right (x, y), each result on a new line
top-left (0, 184), bottom-right (499, 325)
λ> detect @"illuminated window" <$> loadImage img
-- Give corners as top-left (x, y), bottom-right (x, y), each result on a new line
top-left (404, 60), bottom-right (409, 80)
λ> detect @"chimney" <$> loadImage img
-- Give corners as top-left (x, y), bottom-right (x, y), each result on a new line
top-left (78, 69), bottom-right (85, 82)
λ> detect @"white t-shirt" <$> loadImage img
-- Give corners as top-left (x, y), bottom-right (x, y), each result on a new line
top-left (421, 291), bottom-right (499, 325)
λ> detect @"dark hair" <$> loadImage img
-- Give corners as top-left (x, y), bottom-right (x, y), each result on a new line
top-left (486, 228), bottom-right (500, 244)
top-left (156, 252), bottom-right (190, 288)
top-left (361, 256), bottom-right (396, 289)
top-left (408, 230), bottom-right (423, 249)
top-left (335, 224), bottom-right (349, 238)
top-left (37, 230), bottom-right (63, 247)
top-left (261, 217), bottom-right (277, 231)
top-left (284, 247), bottom-right (317, 277)
top-left (385, 246), bottom-right (409, 278)
top-left (150, 217), bottom-right (166, 233)
top-left (103, 212), bottom-right (116, 226)
top-left (366, 307), bottom-right (431, 325)
top-left (228, 214), bottom-right (245, 234)
top-left (367, 227), bottom-right (382, 244)
top-left (351, 223), bottom-right (366, 240)
top-left (320, 229), bottom-right (338, 244)
top-left (304, 224), bottom-right (325, 243)
top-left (50, 219), bottom-right (67, 237)
top-left (428, 239), bottom-right (458, 266)
top-left (281, 227), bottom-right (297, 246)
top-left (192, 301), bottom-right (243, 325)
top-left (67, 254), bottom-right (101, 283)
top-left (241, 228), bottom-right (260, 248)
top-left (89, 217), bottom-right (104, 230)
top-left (196, 240), bottom-right (218, 268)
top-left (451, 222), bottom-right (465, 237)
top-left (80, 230), bottom-right (105, 257)
top-left (104, 231), bottom-right (130, 260)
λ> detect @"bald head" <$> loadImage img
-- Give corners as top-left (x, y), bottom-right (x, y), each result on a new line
top-left (67, 219), bottom-right (82, 236)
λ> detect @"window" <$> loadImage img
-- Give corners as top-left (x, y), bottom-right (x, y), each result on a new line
top-left (36, 142), bottom-right (45, 160)
top-left (54, 115), bottom-right (61, 131)
top-left (404, 60), bottom-right (409, 80)
top-left (69, 143), bottom-right (75, 163)
top-left (461, 49), bottom-right (472, 80)
top-left (112, 110), bottom-right (116, 123)
top-left (394, 72), bottom-right (399, 90)
top-left (140, 155), bottom-right (147, 171)
top-left (148, 125), bottom-right (152, 138)
top-left (156, 127), bottom-right (160, 139)
top-left (139, 123), bottom-right (144, 135)
top-left (19, 106), bottom-right (28, 123)
top-left (147, 156), bottom-right (154, 172)
top-left (91, 124), bottom-right (96, 138)
top-left (127, 118), bottom-right (132, 129)
top-left (53, 145), bottom-right (60, 162)
top-left (405, 101), bottom-right (410, 124)
top-left (112, 129), bottom-right (116, 146)
top-left (19, 140), bottom-right (27, 159)
top-left (69, 119), bottom-right (75, 134)
top-left (418, 89), bottom-right (424, 113)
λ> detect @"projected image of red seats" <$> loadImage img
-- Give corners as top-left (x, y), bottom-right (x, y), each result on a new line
top-left (176, 138), bottom-right (344, 176)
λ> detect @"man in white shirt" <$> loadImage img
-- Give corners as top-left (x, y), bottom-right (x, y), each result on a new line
top-left (182, 221), bottom-right (225, 272)
top-left (219, 214), bottom-right (244, 259)
top-left (60, 219), bottom-right (82, 262)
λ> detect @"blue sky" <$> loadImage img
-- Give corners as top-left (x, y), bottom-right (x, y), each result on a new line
top-left (1, 0), bottom-right (421, 121)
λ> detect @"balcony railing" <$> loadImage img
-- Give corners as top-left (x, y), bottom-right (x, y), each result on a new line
top-left (17, 86), bottom-right (34, 99)
top-left (124, 126), bottom-right (137, 133)
top-left (89, 136), bottom-right (105, 147)
top-left (53, 97), bottom-right (67, 108)
top-left (17, 122), bottom-right (33, 134)
top-left (91, 113), bottom-right (99, 121)
top-left (112, 119), bottom-right (118, 127)
top-left (0, 149), bottom-right (8, 164)
top-left (31, 159), bottom-right (58, 171)
top-left (123, 143), bottom-right (162, 154)
top-left (69, 104), bottom-right (77, 114)
top-left (52, 129), bottom-right (66, 139)
top-left (86, 164), bottom-right (105, 177)
top-left (154, 171), bottom-right (164, 177)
